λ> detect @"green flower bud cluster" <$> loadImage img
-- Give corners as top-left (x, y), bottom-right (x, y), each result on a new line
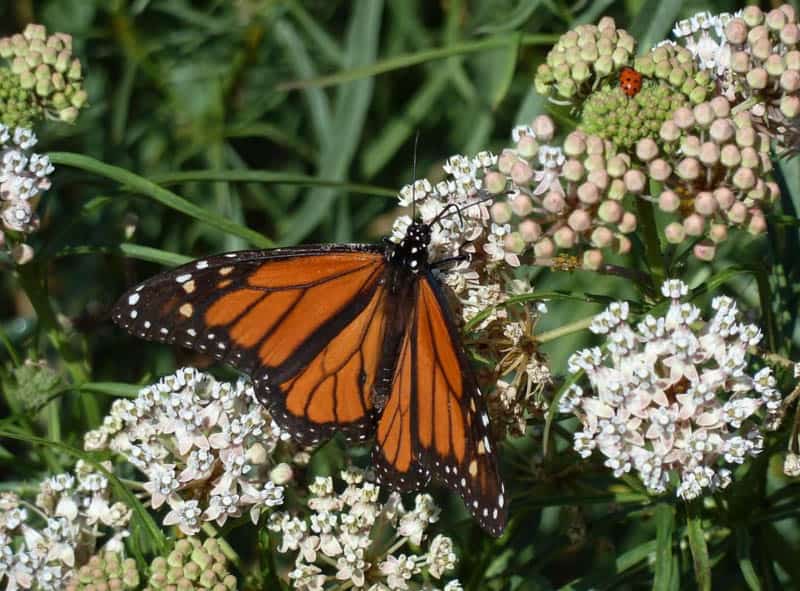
top-left (636, 96), bottom-right (778, 260)
top-left (581, 80), bottom-right (688, 148)
top-left (144, 537), bottom-right (237, 591)
top-left (534, 17), bottom-right (636, 103)
top-left (723, 5), bottom-right (800, 149)
top-left (633, 43), bottom-right (715, 104)
top-left (487, 118), bottom-right (639, 271)
top-left (65, 551), bottom-right (140, 591)
top-left (0, 24), bottom-right (87, 124)
top-left (0, 67), bottom-right (41, 128)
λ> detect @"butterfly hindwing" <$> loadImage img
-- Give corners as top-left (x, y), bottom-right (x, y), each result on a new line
top-left (373, 274), bottom-right (507, 536)
top-left (112, 246), bottom-right (388, 445)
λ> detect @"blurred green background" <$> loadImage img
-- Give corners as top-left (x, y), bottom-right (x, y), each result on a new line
top-left (2, 1), bottom-right (800, 588)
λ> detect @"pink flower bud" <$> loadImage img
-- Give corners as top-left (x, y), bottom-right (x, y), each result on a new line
top-left (693, 241), bottom-right (716, 261)
top-left (767, 181), bottom-right (780, 202)
top-left (491, 201), bottom-right (512, 224)
top-left (635, 138), bottom-right (659, 162)
top-left (748, 212), bottom-right (767, 234)
top-left (623, 170), bottom-right (646, 193)
top-left (586, 135), bottom-right (605, 155)
top-left (725, 19), bottom-right (748, 44)
top-left (562, 159), bottom-right (585, 182)
top-left (720, 144), bottom-right (741, 167)
top-left (713, 187), bottom-right (735, 210)
top-left (664, 222), bottom-right (686, 244)
top-left (730, 50), bottom-right (751, 73)
top-left (584, 154), bottom-right (605, 173)
top-left (598, 200), bottom-right (622, 223)
top-left (587, 169), bottom-right (609, 191)
top-left (735, 126), bottom-right (756, 148)
top-left (504, 232), bottom-right (526, 254)
top-left (727, 201), bottom-right (748, 224)
top-left (554, 226), bottom-right (576, 248)
top-left (709, 96), bottom-right (731, 118)
top-left (511, 161), bottom-right (533, 185)
top-left (518, 219), bottom-right (542, 242)
top-left (543, 190), bottom-right (566, 213)
top-left (618, 212), bottom-right (637, 233)
top-left (673, 107), bottom-right (695, 129)
top-left (660, 120), bottom-right (681, 143)
top-left (746, 67), bottom-right (769, 89)
top-left (782, 23), bottom-right (800, 45)
top-left (683, 213), bottom-right (706, 236)
top-left (605, 155), bottom-right (628, 178)
top-left (510, 193), bottom-right (533, 216)
top-left (577, 181), bottom-right (600, 204)
top-left (498, 149), bottom-right (517, 174)
top-left (648, 159), bottom-right (672, 182)
top-left (781, 96), bottom-right (800, 119)
top-left (567, 209), bottom-right (592, 232)
top-left (583, 249), bottom-right (604, 270)
top-left (534, 237), bottom-right (555, 258)
top-left (676, 158), bottom-right (700, 181)
top-left (699, 142), bottom-right (720, 166)
top-left (532, 115), bottom-right (555, 142)
top-left (658, 190), bottom-right (680, 212)
top-left (732, 167), bottom-right (756, 190)
top-left (709, 118), bottom-right (734, 143)
top-left (517, 135), bottom-right (539, 159)
top-left (591, 227), bottom-right (614, 248)
top-left (484, 171), bottom-right (507, 195)
top-left (694, 191), bottom-right (717, 216)
top-left (693, 103), bottom-right (714, 127)
top-left (563, 131), bottom-right (587, 156)
top-left (709, 223), bottom-right (728, 243)
top-left (616, 235), bottom-right (631, 254)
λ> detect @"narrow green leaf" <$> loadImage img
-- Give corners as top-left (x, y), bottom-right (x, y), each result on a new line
top-left (286, 0), bottom-right (346, 66)
top-left (736, 528), bottom-right (762, 591)
top-left (48, 152), bottom-right (272, 248)
top-left (542, 370), bottom-right (581, 457)
top-left (686, 505), bottom-right (712, 591)
top-left (279, 33), bottom-right (558, 91)
top-left (119, 243), bottom-right (193, 266)
top-left (654, 503), bottom-right (675, 591)
top-left (0, 429), bottom-right (167, 552)
top-left (630, 0), bottom-right (682, 52)
top-left (149, 170), bottom-right (395, 197)
top-left (225, 123), bottom-right (317, 162)
top-left (559, 540), bottom-right (657, 590)
top-left (475, 0), bottom-right (544, 34)
top-left (474, 34), bottom-right (520, 109)
top-left (279, 0), bottom-right (384, 245)
top-left (79, 382), bottom-right (143, 398)
top-left (361, 73), bottom-right (450, 178)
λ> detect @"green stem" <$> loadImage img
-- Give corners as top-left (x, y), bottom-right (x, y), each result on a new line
top-left (536, 316), bottom-right (594, 344)
top-left (636, 194), bottom-right (665, 290)
top-left (686, 501), bottom-right (712, 591)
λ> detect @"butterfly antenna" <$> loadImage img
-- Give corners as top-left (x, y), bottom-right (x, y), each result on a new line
top-left (430, 189), bottom-right (494, 229)
top-left (411, 130), bottom-right (420, 221)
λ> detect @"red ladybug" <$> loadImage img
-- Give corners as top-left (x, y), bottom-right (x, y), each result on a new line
top-left (619, 67), bottom-right (643, 97)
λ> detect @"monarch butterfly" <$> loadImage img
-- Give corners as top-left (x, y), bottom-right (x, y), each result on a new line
top-left (112, 204), bottom-right (507, 536)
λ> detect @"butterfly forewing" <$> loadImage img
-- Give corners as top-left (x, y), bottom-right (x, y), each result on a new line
top-left (373, 275), bottom-right (507, 536)
top-left (112, 246), bottom-right (387, 445)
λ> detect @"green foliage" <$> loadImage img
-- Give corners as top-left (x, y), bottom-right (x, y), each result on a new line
top-left (1, 1), bottom-right (800, 590)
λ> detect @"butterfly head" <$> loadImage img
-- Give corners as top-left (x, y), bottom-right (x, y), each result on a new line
top-left (390, 221), bottom-right (431, 273)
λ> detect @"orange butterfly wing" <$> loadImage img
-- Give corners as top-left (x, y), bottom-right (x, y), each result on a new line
top-left (112, 247), bottom-right (388, 445)
top-left (373, 277), bottom-right (507, 535)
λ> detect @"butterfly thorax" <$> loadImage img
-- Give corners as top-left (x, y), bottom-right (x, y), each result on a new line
top-left (388, 221), bottom-right (431, 274)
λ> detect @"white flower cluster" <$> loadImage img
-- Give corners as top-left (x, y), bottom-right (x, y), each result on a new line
top-left (83, 368), bottom-right (297, 535)
top-left (561, 280), bottom-right (784, 500)
top-left (270, 468), bottom-right (462, 591)
top-left (672, 10), bottom-right (740, 78)
top-left (0, 461), bottom-right (131, 591)
top-left (0, 126), bottom-right (53, 263)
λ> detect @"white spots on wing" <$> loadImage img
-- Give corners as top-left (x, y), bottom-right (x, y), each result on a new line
top-left (468, 460), bottom-right (478, 477)
top-left (478, 441), bottom-right (486, 455)
top-left (207, 333), bottom-right (215, 340)
top-left (217, 342), bottom-right (226, 350)
top-left (160, 328), bottom-right (169, 335)
top-left (481, 413), bottom-right (489, 426)
top-left (128, 293), bottom-right (140, 305)
top-left (187, 328), bottom-right (197, 337)
top-left (493, 508), bottom-right (498, 519)
top-left (135, 285), bottom-right (144, 292)
top-left (224, 253), bottom-right (237, 258)
top-left (183, 280), bottom-right (196, 294)
top-left (483, 508), bottom-right (488, 517)
top-left (219, 266), bottom-right (234, 276)
top-left (179, 303), bottom-right (194, 318)
top-left (196, 260), bottom-right (209, 269)
top-left (498, 493), bottom-right (504, 508)
top-left (144, 321), bottom-right (151, 329)
top-left (460, 477), bottom-right (466, 487)
top-left (483, 437), bottom-right (491, 453)
top-left (176, 273), bottom-right (192, 284)
top-left (129, 310), bottom-right (138, 319)
top-left (472, 500), bottom-right (479, 508)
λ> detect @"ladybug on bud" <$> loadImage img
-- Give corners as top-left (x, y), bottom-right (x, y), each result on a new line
top-left (619, 67), bottom-right (643, 97)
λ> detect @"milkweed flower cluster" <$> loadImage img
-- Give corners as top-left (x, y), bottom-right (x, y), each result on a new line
top-left (393, 149), bottom-right (553, 437)
top-left (269, 468), bottom-right (462, 591)
top-left (0, 126), bottom-right (53, 264)
top-left (0, 462), bottom-right (132, 591)
top-left (0, 24), bottom-right (87, 124)
top-left (83, 368), bottom-right (298, 535)
top-left (560, 280), bottom-right (785, 500)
